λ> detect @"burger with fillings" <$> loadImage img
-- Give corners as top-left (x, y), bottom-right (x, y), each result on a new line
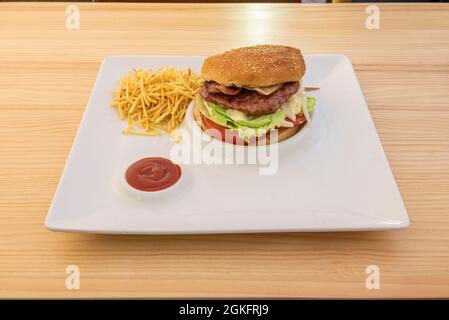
top-left (194, 45), bottom-right (316, 145)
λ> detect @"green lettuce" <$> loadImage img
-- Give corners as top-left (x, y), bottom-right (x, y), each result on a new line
top-left (198, 96), bottom-right (316, 141)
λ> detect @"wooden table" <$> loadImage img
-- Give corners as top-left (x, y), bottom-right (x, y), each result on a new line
top-left (0, 2), bottom-right (448, 298)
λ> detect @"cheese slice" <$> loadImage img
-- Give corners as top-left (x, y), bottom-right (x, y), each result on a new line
top-left (244, 84), bottom-right (282, 95)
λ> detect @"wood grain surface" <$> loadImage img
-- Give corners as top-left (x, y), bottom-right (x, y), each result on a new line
top-left (0, 3), bottom-right (448, 298)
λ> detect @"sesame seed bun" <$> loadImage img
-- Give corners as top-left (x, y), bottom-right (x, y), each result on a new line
top-left (201, 45), bottom-right (306, 88)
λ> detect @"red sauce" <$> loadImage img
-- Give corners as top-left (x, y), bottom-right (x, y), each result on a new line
top-left (125, 157), bottom-right (181, 192)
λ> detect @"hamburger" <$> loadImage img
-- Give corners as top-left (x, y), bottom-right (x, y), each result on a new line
top-left (194, 44), bottom-right (316, 145)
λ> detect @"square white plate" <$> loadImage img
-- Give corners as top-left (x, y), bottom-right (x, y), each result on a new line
top-left (45, 54), bottom-right (409, 234)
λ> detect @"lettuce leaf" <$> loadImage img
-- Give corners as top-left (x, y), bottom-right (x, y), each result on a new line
top-left (198, 96), bottom-right (316, 140)
top-left (306, 96), bottom-right (316, 113)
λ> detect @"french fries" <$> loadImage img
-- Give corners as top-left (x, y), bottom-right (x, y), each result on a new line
top-left (112, 67), bottom-right (202, 138)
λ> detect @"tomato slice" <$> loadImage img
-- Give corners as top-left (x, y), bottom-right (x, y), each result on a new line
top-left (200, 114), bottom-right (227, 139)
top-left (278, 115), bottom-right (307, 129)
top-left (291, 115), bottom-right (307, 126)
top-left (200, 115), bottom-right (263, 145)
top-left (201, 115), bottom-right (242, 145)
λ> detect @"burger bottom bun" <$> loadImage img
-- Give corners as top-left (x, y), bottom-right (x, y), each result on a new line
top-left (193, 102), bottom-right (305, 145)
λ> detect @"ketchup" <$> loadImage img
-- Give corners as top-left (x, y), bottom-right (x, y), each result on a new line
top-left (125, 157), bottom-right (181, 192)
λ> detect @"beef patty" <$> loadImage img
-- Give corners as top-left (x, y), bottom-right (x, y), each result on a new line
top-left (200, 81), bottom-right (300, 116)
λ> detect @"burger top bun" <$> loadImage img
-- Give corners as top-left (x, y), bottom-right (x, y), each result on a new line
top-left (201, 44), bottom-right (306, 88)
